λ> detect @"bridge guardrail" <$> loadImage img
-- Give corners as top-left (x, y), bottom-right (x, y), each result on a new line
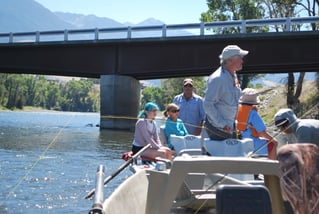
top-left (0, 16), bottom-right (318, 44)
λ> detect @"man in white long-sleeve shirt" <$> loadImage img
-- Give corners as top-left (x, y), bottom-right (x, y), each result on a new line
top-left (204, 45), bottom-right (249, 140)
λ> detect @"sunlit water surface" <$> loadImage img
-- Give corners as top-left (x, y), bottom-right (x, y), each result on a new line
top-left (0, 111), bottom-right (134, 213)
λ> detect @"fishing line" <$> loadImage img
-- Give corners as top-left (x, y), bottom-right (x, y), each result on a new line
top-left (246, 120), bottom-right (297, 158)
top-left (2, 114), bottom-right (75, 204)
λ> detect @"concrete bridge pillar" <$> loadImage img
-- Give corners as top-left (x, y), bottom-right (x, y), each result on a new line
top-left (100, 75), bottom-right (140, 130)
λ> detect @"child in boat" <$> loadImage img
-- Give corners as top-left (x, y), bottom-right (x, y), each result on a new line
top-left (132, 102), bottom-right (172, 160)
top-left (163, 103), bottom-right (188, 150)
top-left (236, 88), bottom-right (277, 160)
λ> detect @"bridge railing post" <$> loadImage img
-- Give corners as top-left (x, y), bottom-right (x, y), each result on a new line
top-left (162, 24), bottom-right (167, 38)
top-left (94, 28), bottom-right (99, 41)
top-left (64, 29), bottom-right (68, 42)
top-left (9, 32), bottom-right (13, 43)
top-left (127, 26), bottom-right (131, 39)
top-left (285, 17), bottom-right (291, 32)
top-left (36, 31), bottom-right (40, 43)
top-left (200, 22), bottom-right (204, 36)
top-left (241, 20), bottom-right (246, 33)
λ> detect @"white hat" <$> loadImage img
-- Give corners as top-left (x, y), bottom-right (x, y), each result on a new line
top-left (239, 88), bottom-right (260, 105)
top-left (183, 78), bottom-right (193, 86)
top-left (219, 45), bottom-right (249, 61)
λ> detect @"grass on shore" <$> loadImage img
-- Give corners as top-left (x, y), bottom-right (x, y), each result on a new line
top-left (258, 80), bottom-right (319, 126)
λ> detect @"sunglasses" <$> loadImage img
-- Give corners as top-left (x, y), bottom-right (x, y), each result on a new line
top-left (171, 109), bottom-right (180, 113)
top-left (184, 84), bottom-right (193, 88)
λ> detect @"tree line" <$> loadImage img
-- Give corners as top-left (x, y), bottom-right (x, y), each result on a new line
top-left (1, 72), bottom-right (318, 117)
top-left (0, 74), bottom-right (100, 112)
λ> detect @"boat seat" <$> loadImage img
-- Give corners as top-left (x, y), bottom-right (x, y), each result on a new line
top-left (204, 138), bottom-right (254, 157)
top-left (216, 184), bottom-right (272, 214)
top-left (204, 138), bottom-right (255, 181)
top-left (170, 135), bottom-right (203, 156)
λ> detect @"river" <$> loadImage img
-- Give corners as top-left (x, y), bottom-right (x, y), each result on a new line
top-left (0, 111), bottom-right (135, 213)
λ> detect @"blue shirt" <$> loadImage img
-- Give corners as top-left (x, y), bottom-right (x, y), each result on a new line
top-left (241, 108), bottom-right (268, 155)
top-left (204, 66), bottom-right (241, 131)
top-left (164, 118), bottom-right (188, 149)
top-left (173, 93), bottom-right (205, 135)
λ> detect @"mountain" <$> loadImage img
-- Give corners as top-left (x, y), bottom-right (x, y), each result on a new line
top-left (0, 0), bottom-right (192, 38)
top-left (0, 0), bottom-right (73, 33)
top-left (0, 0), bottom-right (173, 33)
top-left (134, 18), bottom-right (164, 26)
top-left (54, 12), bottom-right (124, 29)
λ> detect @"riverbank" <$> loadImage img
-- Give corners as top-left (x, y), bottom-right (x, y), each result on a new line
top-left (257, 80), bottom-right (318, 125)
top-left (0, 106), bottom-right (100, 113)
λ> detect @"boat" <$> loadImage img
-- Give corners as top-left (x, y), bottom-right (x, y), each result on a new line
top-left (86, 136), bottom-right (288, 214)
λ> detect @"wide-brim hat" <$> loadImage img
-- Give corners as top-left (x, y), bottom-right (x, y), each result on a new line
top-left (239, 88), bottom-right (260, 105)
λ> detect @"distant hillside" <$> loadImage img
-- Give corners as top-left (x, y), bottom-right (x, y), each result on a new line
top-left (54, 12), bottom-right (124, 29)
top-left (0, 0), bottom-right (193, 39)
top-left (134, 18), bottom-right (164, 26)
top-left (0, 0), bottom-right (73, 33)
top-left (0, 0), bottom-right (174, 33)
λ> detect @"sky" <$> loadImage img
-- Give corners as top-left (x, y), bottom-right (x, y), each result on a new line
top-left (34, 0), bottom-right (208, 24)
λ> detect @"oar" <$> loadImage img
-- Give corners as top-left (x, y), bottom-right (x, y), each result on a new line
top-left (84, 144), bottom-right (151, 199)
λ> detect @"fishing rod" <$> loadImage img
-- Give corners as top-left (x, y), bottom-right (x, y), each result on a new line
top-left (84, 143), bottom-right (151, 200)
top-left (247, 120), bottom-right (296, 158)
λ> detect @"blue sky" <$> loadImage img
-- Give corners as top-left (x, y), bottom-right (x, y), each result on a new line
top-left (34, 0), bottom-right (208, 24)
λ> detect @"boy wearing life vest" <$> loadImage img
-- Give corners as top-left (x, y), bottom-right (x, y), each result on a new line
top-left (237, 88), bottom-right (277, 160)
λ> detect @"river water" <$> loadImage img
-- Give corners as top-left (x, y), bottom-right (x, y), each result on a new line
top-left (0, 111), bottom-right (135, 213)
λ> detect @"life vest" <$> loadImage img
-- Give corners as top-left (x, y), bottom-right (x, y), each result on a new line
top-left (237, 104), bottom-right (260, 138)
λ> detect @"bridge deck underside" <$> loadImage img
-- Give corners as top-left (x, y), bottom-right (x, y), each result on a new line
top-left (0, 31), bottom-right (318, 79)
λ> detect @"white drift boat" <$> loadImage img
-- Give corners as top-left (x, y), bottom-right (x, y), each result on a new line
top-left (87, 136), bottom-right (287, 214)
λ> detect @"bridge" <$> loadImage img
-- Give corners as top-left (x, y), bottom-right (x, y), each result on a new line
top-left (1, 17), bottom-right (319, 130)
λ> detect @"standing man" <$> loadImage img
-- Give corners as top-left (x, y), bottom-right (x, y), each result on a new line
top-left (173, 78), bottom-right (206, 136)
top-left (204, 45), bottom-right (249, 140)
top-left (274, 108), bottom-right (319, 146)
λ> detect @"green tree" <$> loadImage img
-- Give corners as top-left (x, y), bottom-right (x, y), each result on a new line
top-left (5, 74), bottom-right (27, 109)
top-left (62, 79), bottom-right (94, 112)
top-left (33, 76), bottom-right (50, 109)
top-left (140, 87), bottom-right (165, 110)
top-left (0, 74), bottom-right (99, 112)
top-left (200, 0), bottom-right (266, 33)
top-left (46, 82), bottom-right (61, 110)
top-left (24, 75), bottom-right (37, 106)
top-left (0, 74), bottom-right (9, 107)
